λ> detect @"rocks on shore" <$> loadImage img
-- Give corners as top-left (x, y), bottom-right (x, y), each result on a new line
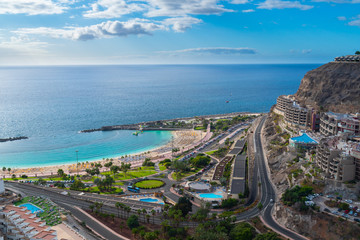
top-left (0, 136), bottom-right (28, 142)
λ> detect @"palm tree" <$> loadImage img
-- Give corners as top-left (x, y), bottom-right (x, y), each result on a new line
top-left (146, 214), bottom-right (150, 224)
top-left (137, 209), bottom-right (142, 222)
top-left (115, 202), bottom-right (121, 218)
top-left (126, 206), bottom-right (131, 218)
top-left (89, 204), bottom-right (94, 212)
top-left (142, 208), bottom-right (147, 222)
top-left (151, 209), bottom-right (156, 224)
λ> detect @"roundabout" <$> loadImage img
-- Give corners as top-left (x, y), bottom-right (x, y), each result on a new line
top-left (134, 179), bottom-right (165, 189)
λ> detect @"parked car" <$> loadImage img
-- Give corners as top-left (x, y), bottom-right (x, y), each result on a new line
top-left (354, 218), bottom-right (360, 223)
top-left (345, 210), bottom-right (350, 214)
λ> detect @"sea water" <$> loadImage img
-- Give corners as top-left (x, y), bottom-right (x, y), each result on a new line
top-left (0, 64), bottom-right (320, 167)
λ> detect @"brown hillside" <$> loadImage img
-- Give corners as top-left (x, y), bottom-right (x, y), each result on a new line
top-left (294, 62), bottom-right (360, 113)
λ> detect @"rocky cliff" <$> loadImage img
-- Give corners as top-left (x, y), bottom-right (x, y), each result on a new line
top-left (294, 62), bottom-right (360, 113)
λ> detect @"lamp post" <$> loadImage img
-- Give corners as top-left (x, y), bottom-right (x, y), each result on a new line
top-left (76, 150), bottom-right (79, 176)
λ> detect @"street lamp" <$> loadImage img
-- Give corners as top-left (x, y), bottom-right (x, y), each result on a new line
top-left (76, 150), bottom-right (79, 176)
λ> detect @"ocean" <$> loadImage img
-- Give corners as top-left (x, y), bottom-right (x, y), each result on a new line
top-left (0, 64), bottom-right (320, 167)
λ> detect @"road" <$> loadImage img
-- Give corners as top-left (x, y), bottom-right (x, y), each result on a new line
top-left (251, 116), bottom-right (308, 240)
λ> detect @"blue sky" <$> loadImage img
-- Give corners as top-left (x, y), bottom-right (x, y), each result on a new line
top-left (0, 0), bottom-right (359, 65)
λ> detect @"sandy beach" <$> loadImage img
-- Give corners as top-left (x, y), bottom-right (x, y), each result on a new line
top-left (6, 128), bottom-right (211, 178)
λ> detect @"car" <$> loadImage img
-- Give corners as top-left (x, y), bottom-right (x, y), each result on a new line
top-left (270, 199), bottom-right (274, 203)
top-left (338, 208), bottom-right (342, 212)
top-left (324, 208), bottom-right (330, 212)
top-left (349, 211), bottom-right (354, 215)
top-left (355, 218), bottom-right (360, 223)
top-left (354, 213), bottom-right (358, 217)
top-left (345, 199), bottom-right (353, 204)
top-left (345, 210), bottom-right (350, 214)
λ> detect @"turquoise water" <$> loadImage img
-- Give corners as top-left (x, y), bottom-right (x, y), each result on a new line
top-left (0, 130), bottom-right (172, 167)
top-left (19, 203), bottom-right (43, 213)
top-left (140, 198), bottom-right (163, 204)
top-left (0, 64), bottom-right (320, 168)
top-left (199, 193), bottom-right (223, 199)
top-left (291, 133), bottom-right (318, 144)
top-left (140, 198), bottom-right (159, 202)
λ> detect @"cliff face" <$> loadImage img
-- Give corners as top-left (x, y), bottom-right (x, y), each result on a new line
top-left (294, 62), bottom-right (360, 113)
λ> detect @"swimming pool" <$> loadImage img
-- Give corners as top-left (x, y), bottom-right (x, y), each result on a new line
top-left (19, 203), bottom-right (43, 213)
top-left (290, 133), bottom-right (317, 144)
top-left (140, 198), bottom-right (159, 203)
top-left (199, 193), bottom-right (223, 199)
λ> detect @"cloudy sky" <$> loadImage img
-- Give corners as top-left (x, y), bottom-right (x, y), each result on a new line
top-left (0, 0), bottom-right (359, 65)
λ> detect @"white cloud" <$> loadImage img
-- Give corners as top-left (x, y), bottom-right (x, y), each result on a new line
top-left (161, 47), bottom-right (257, 55)
top-left (312, 0), bottom-right (360, 3)
top-left (242, 9), bottom-right (255, 12)
top-left (0, 0), bottom-right (68, 15)
top-left (83, 0), bottom-right (235, 19)
top-left (163, 16), bottom-right (202, 32)
top-left (337, 16), bottom-right (346, 20)
top-left (258, 0), bottom-right (313, 10)
top-left (14, 19), bottom-right (165, 41)
top-left (348, 17), bottom-right (360, 26)
top-left (228, 0), bottom-right (250, 4)
top-left (302, 49), bottom-right (312, 54)
top-left (145, 0), bottom-right (235, 17)
top-left (0, 36), bottom-right (49, 55)
top-left (83, 0), bottom-right (146, 18)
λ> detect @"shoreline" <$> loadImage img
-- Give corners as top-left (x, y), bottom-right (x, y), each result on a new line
top-left (6, 128), bottom-right (208, 178)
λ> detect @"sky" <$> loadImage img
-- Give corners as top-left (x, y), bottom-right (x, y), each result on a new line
top-left (0, 0), bottom-right (359, 65)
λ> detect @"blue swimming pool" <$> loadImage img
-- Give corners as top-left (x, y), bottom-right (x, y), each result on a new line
top-left (140, 198), bottom-right (159, 203)
top-left (290, 133), bottom-right (318, 144)
top-left (199, 193), bottom-right (223, 199)
top-left (19, 203), bottom-right (43, 213)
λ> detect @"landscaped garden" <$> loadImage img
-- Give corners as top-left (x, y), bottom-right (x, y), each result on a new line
top-left (135, 179), bottom-right (165, 189)
top-left (15, 196), bottom-right (66, 226)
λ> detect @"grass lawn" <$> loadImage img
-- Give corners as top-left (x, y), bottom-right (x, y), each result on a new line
top-left (159, 164), bottom-right (167, 171)
top-left (205, 150), bottom-right (217, 155)
top-left (171, 167), bottom-right (202, 181)
top-left (87, 186), bottom-right (123, 194)
top-left (101, 166), bottom-right (157, 181)
top-left (135, 180), bottom-right (164, 189)
top-left (194, 126), bottom-right (206, 130)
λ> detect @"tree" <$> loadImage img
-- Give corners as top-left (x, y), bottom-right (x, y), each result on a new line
top-left (115, 202), bottom-right (121, 218)
top-left (146, 214), bottom-right (150, 223)
top-left (127, 215), bottom-right (139, 229)
top-left (229, 222), bottom-right (256, 240)
top-left (151, 209), bottom-right (156, 224)
top-left (2, 167), bottom-right (6, 172)
top-left (355, 51), bottom-right (360, 55)
top-left (144, 232), bottom-right (158, 240)
top-left (121, 162), bottom-right (131, 178)
top-left (104, 161), bottom-right (113, 172)
top-left (70, 179), bottom-right (85, 191)
top-left (89, 204), bottom-right (95, 212)
top-left (254, 232), bottom-right (281, 240)
top-left (110, 165), bottom-right (120, 179)
top-left (174, 197), bottom-right (192, 217)
top-left (7, 168), bottom-right (11, 175)
top-left (221, 198), bottom-right (239, 209)
top-left (57, 169), bottom-right (64, 177)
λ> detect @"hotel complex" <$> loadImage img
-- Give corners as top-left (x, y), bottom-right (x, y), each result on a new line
top-left (0, 205), bottom-right (57, 240)
top-left (275, 95), bottom-right (360, 182)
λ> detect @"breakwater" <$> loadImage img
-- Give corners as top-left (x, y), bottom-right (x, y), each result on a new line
top-left (80, 112), bottom-right (250, 133)
top-left (0, 136), bottom-right (28, 142)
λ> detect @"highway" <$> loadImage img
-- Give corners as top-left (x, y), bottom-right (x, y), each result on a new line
top-left (249, 116), bottom-right (308, 240)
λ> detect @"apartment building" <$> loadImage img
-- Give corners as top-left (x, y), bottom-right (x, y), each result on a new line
top-left (316, 136), bottom-right (358, 182)
top-left (320, 112), bottom-right (360, 137)
top-left (0, 205), bottom-right (57, 240)
top-left (274, 95), bottom-right (310, 129)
